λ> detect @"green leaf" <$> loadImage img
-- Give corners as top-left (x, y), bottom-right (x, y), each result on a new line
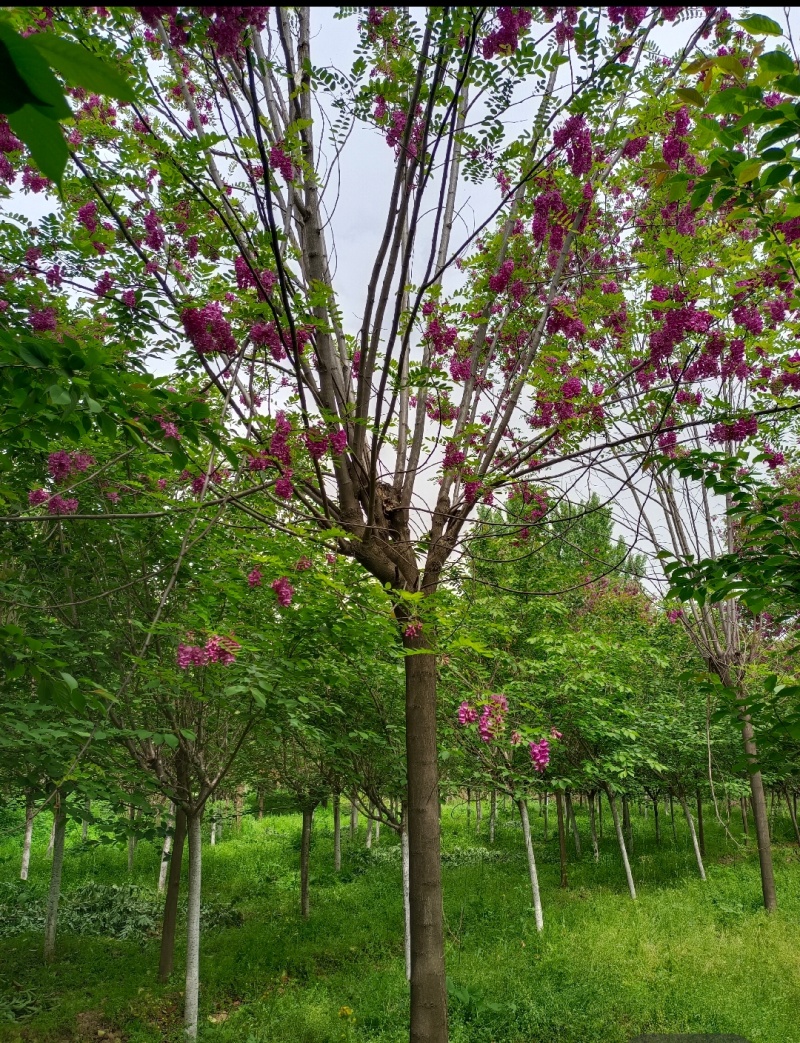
top-left (714, 55), bottom-right (746, 80)
top-left (775, 74), bottom-right (800, 96)
top-left (758, 49), bottom-right (795, 75)
top-left (690, 179), bottom-right (714, 209)
top-left (59, 671), bottom-right (78, 691)
top-left (734, 158), bottom-right (763, 183)
top-left (8, 104), bottom-right (68, 184)
top-left (736, 14), bottom-right (784, 37)
top-left (676, 87), bottom-right (705, 107)
top-left (762, 162), bottom-right (793, 186)
top-left (0, 21), bottom-right (71, 119)
top-left (30, 34), bottom-right (137, 103)
top-left (0, 39), bottom-right (43, 114)
top-left (47, 383), bottom-right (71, 406)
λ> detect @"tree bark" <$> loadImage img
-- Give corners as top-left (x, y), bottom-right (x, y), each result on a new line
top-left (127, 804), bottom-right (137, 873)
top-left (588, 791), bottom-right (599, 862)
top-left (159, 805), bottom-right (187, 983)
top-left (605, 785), bottom-right (636, 900)
top-left (543, 790), bottom-right (548, 841)
top-left (670, 791), bottom-right (677, 843)
top-left (402, 813), bottom-right (411, 982)
top-left (300, 805), bottom-right (313, 919)
top-left (517, 799), bottom-right (543, 931)
top-left (158, 803), bottom-right (175, 894)
top-left (695, 787), bottom-right (705, 857)
top-left (566, 790), bottom-right (581, 856)
top-left (466, 787), bottom-right (471, 833)
top-left (652, 791), bottom-right (661, 846)
top-left (622, 793), bottom-right (632, 853)
top-left (741, 796), bottom-right (749, 839)
top-left (81, 797), bottom-right (90, 843)
top-left (405, 645), bottom-right (447, 1043)
top-left (349, 789), bottom-right (358, 840)
top-left (475, 792), bottom-right (482, 833)
top-left (235, 784), bottom-right (244, 831)
top-left (258, 789), bottom-right (264, 821)
top-left (46, 813), bottom-right (56, 859)
top-left (785, 786), bottom-right (800, 848)
top-left (555, 791), bottom-right (568, 889)
top-left (43, 793), bottom-right (67, 962)
top-left (739, 718), bottom-right (776, 911)
top-left (184, 811), bottom-right (202, 1039)
top-left (366, 803), bottom-right (373, 849)
top-left (333, 793), bottom-right (341, 871)
top-left (489, 789), bottom-right (497, 845)
top-left (679, 791), bottom-right (706, 881)
top-left (21, 790), bottom-right (34, 881)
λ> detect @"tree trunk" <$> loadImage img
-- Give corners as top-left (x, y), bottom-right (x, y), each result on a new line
top-left (785, 787), bottom-right (800, 848)
top-left (127, 804), bottom-right (137, 873)
top-left (466, 787), bottom-right (471, 833)
top-left (159, 805), bottom-right (187, 983)
top-left (588, 791), bottom-right (599, 862)
top-left (622, 793), bottom-right (632, 853)
top-left (333, 793), bottom-right (341, 871)
top-left (695, 787), bottom-right (705, 857)
top-left (21, 790), bottom-right (34, 881)
top-left (679, 791), bottom-right (706, 881)
top-left (489, 789), bottom-right (497, 845)
top-left (605, 786), bottom-right (636, 900)
top-left (258, 789), bottom-right (264, 820)
top-left (475, 792), bottom-right (482, 833)
top-left (46, 813), bottom-right (56, 858)
top-left (543, 790), bottom-right (549, 841)
top-left (741, 796), bottom-right (749, 839)
top-left (300, 805), bottom-right (313, 919)
top-left (375, 816), bottom-right (381, 844)
top-left (517, 799), bottom-right (544, 931)
top-left (566, 790), bottom-right (581, 856)
top-left (210, 816), bottom-right (217, 847)
top-left (653, 791), bottom-right (661, 846)
top-left (184, 811), bottom-right (202, 1040)
top-left (43, 793), bottom-right (67, 962)
top-left (366, 804), bottom-right (373, 849)
top-left (81, 797), bottom-right (90, 843)
top-left (158, 803), bottom-right (175, 894)
top-left (670, 791), bottom-right (677, 843)
top-left (402, 814), bottom-right (411, 982)
top-left (349, 790), bottom-right (358, 840)
top-left (405, 644), bottom-right (447, 1043)
top-left (597, 790), bottom-right (602, 839)
top-left (737, 696), bottom-right (777, 911)
top-left (555, 791), bottom-right (568, 889)
top-left (235, 784), bottom-right (244, 832)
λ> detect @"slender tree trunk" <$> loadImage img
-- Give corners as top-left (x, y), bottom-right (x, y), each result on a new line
top-left (375, 816), bottom-right (381, 844)
top-left (349, 789), bottom-right (357, 840)
top-left (333, 793), bottom-right (341, 871)
top-left (543, 790), bottom-right (549, 841)
top-left (210, 816), bottom-right (217, 847)
top-left (300, 805), bottom-right (313, 919)
top-left (679, 792), bottom-right (706, 881)
top-left (622, 793), bottom-right (632, 853)
top-left (566, 790), bottom-right (581, 856)
top-left (466, 787), bottom-right (471, 833)
top-left (597, 790), bottom-right (602, 840)
top-left (405, 644), bottom-right (447, 1043)
top-left (588, 791), bottom-right (599, 862)
top-left (670, 791), bottom-right (677, 843)
top-left (695, 787), bottom-right (705, 857)
top-left (517, 799), bottom-right (544, 931)
top-left (258, 789), bottom-right (264, 821)
top-left (158, 803), bottom-right (175, 894)
top-left (475, 792), bottom-right (482, 833)
top-left (46, 814), bottom-right (56, 859)
top-left (43, 793), bottom-right (67, 962)
top-left (235, 785), bottom-right (244, 832)
top-left (127, 804), bottom-right (137, 873)
top-left (785, 786), bottom-right (800, 847)
top-left (489, 789), bottom-right (497, 844)
top-left (555, 791), bottom-right (568, 889)
top-left (81, 798), bottom-right (90, 843)
top-left (738, 696), bottom-right (777, 911)
top-left (21, 790), bottom-right (34, 881)
top-left (605, 786), bottom-right (636, 900)
top-left (653, 791), bottom-right (661, 846)
top-left (184, 811), bottom-right (202, 1040)
top-left (402, 814), bottom-right (411, 982)
top-left (159, 805), bottom-right (187, 983)
top-left (741, 796), bottom-right (749, 839)
top-left (366, 804), bottom-right (373, 850)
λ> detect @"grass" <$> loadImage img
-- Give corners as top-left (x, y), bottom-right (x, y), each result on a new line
top-left (0, 795), bottom-right (799, 1042)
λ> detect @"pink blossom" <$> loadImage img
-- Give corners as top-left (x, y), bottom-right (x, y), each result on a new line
top-left (248, 567), bottom-right (262, 587)
top-left (404, 620), bottom-right (423, 639)
top-left (47, 495), bottom-right (79, 515)
top-left (30, 307), bottom-right (57, 332)
top-left (271, 576), bottom-right (294, 606)
top-left (295, 556), bottom-right (312, 571)
top-left (181, 301), bottom-right (237, 356)
top-left (28, 489), bottom-right (48, 506)
top-left (529, 738), bottom-right (550, 772)
top-left (77, 201), bottom-right (98, 233)
top-left (458, 701), bottom-right (478, 725)
top-left (270, 142), bottom-right (294, 181)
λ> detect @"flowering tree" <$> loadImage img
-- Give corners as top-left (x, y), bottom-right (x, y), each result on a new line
top-left (4, 7), bottom-right (800, 1040)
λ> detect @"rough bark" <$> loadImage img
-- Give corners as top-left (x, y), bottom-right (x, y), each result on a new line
top-left (21, 790), bottom-right (34, 881)
top-left (605, 786), bottom-right (636, 900)
top-left (555, 791), bottom-right (568, 889)
top-left (159, 805), bottom-right (187, 983)
top-left (517, 799), bottom-right (543, 931)
top-left (737, 703), bottom-right (777, 911)
top-left (402, 814), bottom-right (411, 982)
top-left (258, 790), bottom-right (264, 821)
top-left (43, 794), bottom-right (67, 962)
top-left (679, 791), bottom-right (706, 881)
top-left (405, 645), bottom-right (447, 1043)
top-left (333, 793), bottom-right (341, 871)
top-left (184, 811), bottom-right (202, 1039)
top-left (300, 805), bottom-right (313, 919)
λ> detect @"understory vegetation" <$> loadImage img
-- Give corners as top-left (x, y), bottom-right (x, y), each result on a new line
top-left (1, 798), bottom-right (799, 1043)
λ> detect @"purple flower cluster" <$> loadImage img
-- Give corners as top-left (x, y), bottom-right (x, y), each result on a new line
top-left (199, 6), bottom-right (270, 57)
top-left (458, 701), bottom-right (478, 725)
top-left (30, 307), bottom-right (58, 332)
top-left (482, 7), bottom-right (532, 59)
top-left (181, 301), bottom-right (237, 356)
top-left (77, 201), bottom-right (99, 233)
top-left (248, 567), bottom-right (262, 587)
top-left (177, 633), bottom-right (240, 669)
top-left (553, 115), bottom-right (592, 177)
top-left (478, 693), bottom-right (508, 743)
top-left (404, 620), bottom-right (423, 639)
top-left (608, 6), bottom-right (648, 30)
top-left (488, 258), bottom-right (515, 294)
top-left (270, 143), bottom-right (294, 181)
top-left (48, 450), bottom-right (94, 482)
top-left (271, 576), bottom-right (294, 606)
top-left (529, 739), bottom-right (550, 772)
top-left (709, 415), bottom-right (758, 444)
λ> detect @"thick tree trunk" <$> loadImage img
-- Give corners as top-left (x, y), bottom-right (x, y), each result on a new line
top-left (695, 787), bottom-right (705, 857)
top-left (785, 787), bottom-right (800, 847)
top-left (21, 790), bottom-right (34, 881)
top-left (566, 790), bottom-right (581, 856)
top-left (517, 799), bottom-right (543, 931)
top-left (739, 712), bottom-right (777, 911)
top-left (333, 793), bottom-right (341, 871)
top-left (555, 791), bottom-right (568, 889)
top-left (300, 805), bottom-right (313, 919)
top-left (588, 791), bottom-right (599, 862)
top-left (158, 804), bottom-right (175, 894)
top-left (679, 792), bottom-right (706, 881)
top-left (402, 814), bottom-right (411, 982)
top-left (159, 805), bottom-right (187, 983)
top-left (489, 789), bottom-right (497, 845)
top-left (44, 794), bottom-right (67, 962)
top-left (605, 786), bottom-right (636, 900)
top-left (405, 644), bottom-right (447, 1043)
top-left (349, 790), bottom-right (358, 840)
top-left (184, 811), bottom-right (202, 1039)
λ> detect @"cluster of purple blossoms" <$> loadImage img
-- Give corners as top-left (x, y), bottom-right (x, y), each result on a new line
top-left (94, 271), bottom-right (115, 297)
top-left (622, 135), bottom-right (649, 159)
top-left (248, 567), bottom-right (262, 587)
top-left (30, 307), bottom-right (58, 332)
top-left (422, 314), bottom-right (458, 356)
top-left (529, 738), bottom-right (550, 772)
top-left (144, 209), bottom-right (165, 251)
top-left (479, 693), bottom-right (508, 743)
top-left (157, 417), bottom-right (180, 440)
top-left (48, 450), bottom-right (94, 482)
top-left (553, 114), bottom-right (593, 177)
top-left (181, 301), bottom-right (237, 356)
top-left (450, 355), bottom-right (472, 382)
top-left (28, 489), bottom-right (79, 514)
top-left (177, 634), bottom-right (240, 669)
top-left (667, 608), bottom-right (684, 623)
top-left (77, 201), bottom-right (99, 233)
top-left (458, 701), bottom-right (478, 725)
top-left (272, 576), bottom-right (294, 606)
top-left (488, 258), bottom-right (515, 294)
top-left (199, 6), bottom-right (270, 57)
top-left (709, 415), bottom-right (758, 444)
top-left (482, 7), bottom-right (532, 59)
top-left (443, 441), bottom-right (466, 471)
top-left (762, 444), bottom-right (785, 470)
top-left (608, 6), bottom-right (648, 29)
top-left (270, 143), bottom-right (294, 181)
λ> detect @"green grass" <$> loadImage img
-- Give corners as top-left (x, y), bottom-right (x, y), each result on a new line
top-left (1, 797), bottom-right (799, 1042)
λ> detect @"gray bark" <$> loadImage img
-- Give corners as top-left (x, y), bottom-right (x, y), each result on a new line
top-left (21, 790), bottom-right (34, 881)
top-left (184, 812), bottom-right (203, 1039)
top-left (605, 786), bottom-right (636, 900)
top-left (44, 795), bottom-right (67, 961)
top-left (518, 799), bottom-right (544, 931)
